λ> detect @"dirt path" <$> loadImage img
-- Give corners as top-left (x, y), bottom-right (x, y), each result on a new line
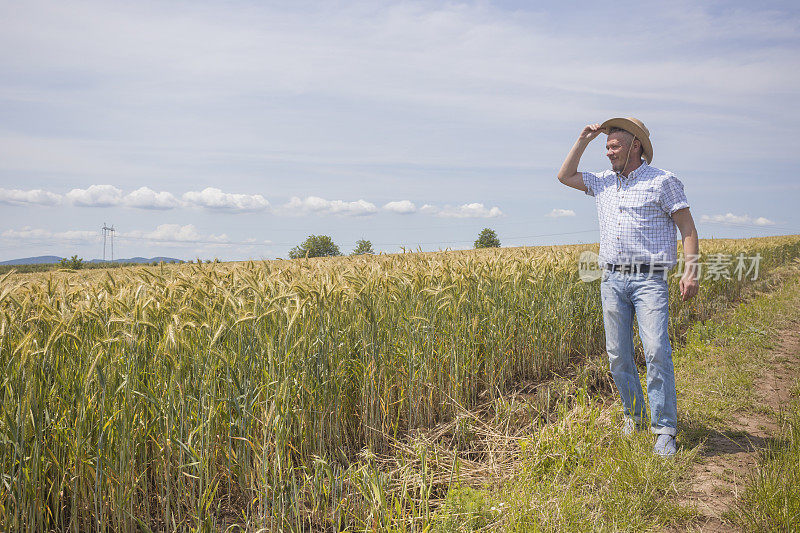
top-left (679, 322), bottom-right (800, 532)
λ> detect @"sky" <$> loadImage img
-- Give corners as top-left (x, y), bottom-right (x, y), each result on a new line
top-left (1, 0), bottom-right (799, 261)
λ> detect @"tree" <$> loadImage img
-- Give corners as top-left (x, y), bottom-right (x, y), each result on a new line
top-left (59, 255), bottom-right (84, 269)
top-left (289, 235), bottom-right (342, 259)
top-left (351, 239), bottom-right (375, 256)
top-left (474, 228), bottom-right (500, 249)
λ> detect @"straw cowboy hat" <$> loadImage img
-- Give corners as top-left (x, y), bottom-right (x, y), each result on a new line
top-left (600, 117), bottom-right (653, 164)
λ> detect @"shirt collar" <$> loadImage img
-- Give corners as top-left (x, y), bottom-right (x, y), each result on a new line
top-left (617, 160), bottom-right (648, 180)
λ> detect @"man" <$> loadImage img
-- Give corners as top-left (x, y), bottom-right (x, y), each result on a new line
top-left (557, 117), bottom-right (699, 457)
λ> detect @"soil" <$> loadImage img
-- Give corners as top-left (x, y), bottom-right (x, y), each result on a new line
top-left (677, 321), bottom-right (800, 532)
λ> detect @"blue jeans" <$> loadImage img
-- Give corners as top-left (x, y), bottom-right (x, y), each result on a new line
top-left (600, 270), bottom-right (677, 436)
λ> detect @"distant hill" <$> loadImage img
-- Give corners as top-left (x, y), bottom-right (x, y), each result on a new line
top-left (0, 255), bottom-right (64, 265)
top-left (0, 255), bottom-right (183, 265)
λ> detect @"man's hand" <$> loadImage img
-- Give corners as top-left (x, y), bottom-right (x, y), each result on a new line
top-left (579, 123), bottom-right (605, 142)
top-left (679, 271), bottom-right (699, 301)
top-left (558, 123), bottom-right (606, 191)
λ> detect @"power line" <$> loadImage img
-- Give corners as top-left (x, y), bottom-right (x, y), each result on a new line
top-left (699, 220), bottom-right (798, 232)
top-left (102, 224), bottom-right (115, 262)
top-left (371, 229), bottom-right (600, 247)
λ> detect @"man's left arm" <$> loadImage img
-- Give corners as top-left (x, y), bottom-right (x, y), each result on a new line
top-left (671, 207), bottom-right (699, 301)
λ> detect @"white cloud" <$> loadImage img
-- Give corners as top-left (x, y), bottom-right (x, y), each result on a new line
top-left (1, 226), bottom-right (98, 242)
top-left (383, 200), bottom-right (417, 214)
top-left (1, 224), bottom-right (237, 248)
top-left (57, 230), bottom-right (100, 240)
top-left (123, 187), bottom-right (182, 209)
top-left (0, 188), bottom-right (62, 206)
top-left (282, 196), bottom-right (378, 216)
top-left (0, 3), bottom-right (795, 187)
top-left (1, 227), bottom-right (52, 240)
top-left (0, 2), bottom-right (797, 248)
top-left (426, 203), bottom-right (503, 218)
top-left (2, 185), bottom-right (264, 211)
top-left (753, 217), bottom-right (776, 226)
top-left (182, 187), bottom-right (269, 212)
top-left (546, 208), bottom-right (576, 218)
top-left (122, 224), bottom-right (229, 243)
top-left (66, 184), bottom-right (124, 207)
top-left (700, 213), bottom-right (775, 226)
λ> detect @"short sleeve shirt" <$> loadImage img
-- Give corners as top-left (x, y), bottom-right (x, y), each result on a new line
top-left (582, 162), bottom-right (689, 267)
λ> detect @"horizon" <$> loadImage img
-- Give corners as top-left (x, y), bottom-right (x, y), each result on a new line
top-left (6, 233), bottom-right (799, 266)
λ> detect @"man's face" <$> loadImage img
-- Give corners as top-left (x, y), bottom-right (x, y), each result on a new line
top-left (606, 131), bottom-right (634, 172)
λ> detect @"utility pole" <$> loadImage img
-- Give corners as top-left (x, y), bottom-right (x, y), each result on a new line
top-left (102, 224), bottom-right (115, 263)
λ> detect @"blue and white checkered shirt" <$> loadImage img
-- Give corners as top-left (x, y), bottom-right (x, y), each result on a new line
top-left (582, 162), bottom-right (689, 267)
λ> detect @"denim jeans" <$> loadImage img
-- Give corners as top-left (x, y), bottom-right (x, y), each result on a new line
top-left (600, 270), bottom-right (677, 436)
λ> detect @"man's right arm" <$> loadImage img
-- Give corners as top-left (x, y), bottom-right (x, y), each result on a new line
top-left (557, 123), bottom-right (604, 192)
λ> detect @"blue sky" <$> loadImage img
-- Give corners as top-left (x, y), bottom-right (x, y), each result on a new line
top-left (1, 0), bottom-right (798, 261)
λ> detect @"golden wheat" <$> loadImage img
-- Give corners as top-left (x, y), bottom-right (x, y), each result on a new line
top-left (0, 236), bottom-right (798, 530)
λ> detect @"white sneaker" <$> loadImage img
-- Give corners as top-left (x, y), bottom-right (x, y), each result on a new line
top-left (622, 418), bottom-right (637, 436)
top-left (654, 434), bottom-right (677, 456)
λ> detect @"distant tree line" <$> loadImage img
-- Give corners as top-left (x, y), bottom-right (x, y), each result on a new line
top-left (287, 228), bottom-right (499, 259)
top-left (2, 229), bottom-right (502, 274)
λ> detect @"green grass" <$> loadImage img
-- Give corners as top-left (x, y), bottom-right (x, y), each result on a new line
top-left (431, 257), bottom-right (800, 531)
top-left (678, 267), bottom-right (800, 442)
top-left (430, 485), bottom-right (497, 532)
top-left (736, 392), bottom-right (800, 531)
top-left (494, 392), bottom-right (696, 532)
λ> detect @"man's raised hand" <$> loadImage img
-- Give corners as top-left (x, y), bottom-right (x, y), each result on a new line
top-left (557, 122), bottom-right (601, 191)
top-left (579, 123), bottom-right (604, 142)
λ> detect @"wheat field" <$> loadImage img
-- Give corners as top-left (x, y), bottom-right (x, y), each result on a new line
top-left (1, 236), bottom-right (799, 531)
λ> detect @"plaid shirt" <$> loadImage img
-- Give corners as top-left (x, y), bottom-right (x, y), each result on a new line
top-left (582, 162), bottom-right (689, 267)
